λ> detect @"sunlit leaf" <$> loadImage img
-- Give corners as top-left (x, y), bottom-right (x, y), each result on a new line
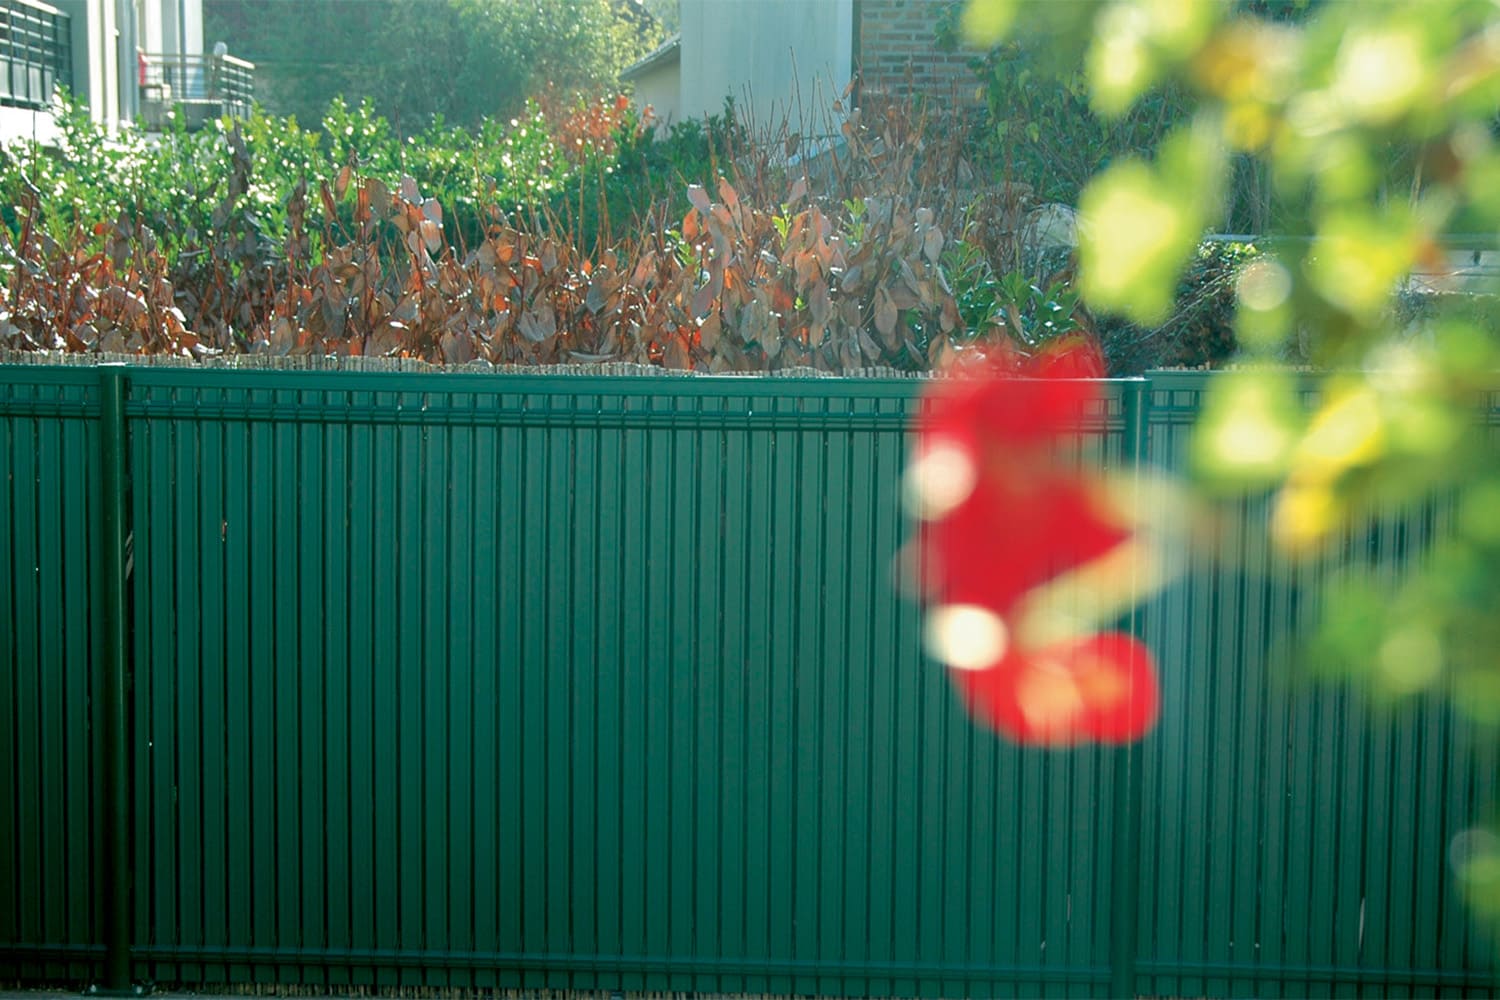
top-left (1192, 369), bottom-right (1302, 489)
top-left (1330, 22), bottom-right (1432, 125)
top-left (960, 0), bottom-right (1017, 49)
top-left (1088, 4), bottom-right (1156, 116)
top-left (1293, 379), bottom-right (1386, 480)
top-left (1077, 161), bottom-right (1197, 323)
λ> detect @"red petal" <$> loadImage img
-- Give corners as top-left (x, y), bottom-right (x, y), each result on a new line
top-left (953, 632), bottom-right (1158, 746)
top-left (923, 477), bottom-right (1129, 612)
top-left (1029, 334), bottom-right (1107, 379)
top-left (1074, 632), bottom-right (1159, 743)
top-left (926, 365), bottom-right (1099, 450)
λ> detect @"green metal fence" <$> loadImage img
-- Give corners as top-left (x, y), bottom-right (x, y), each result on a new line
top-left (1, 363), bottom-right (1495, 997)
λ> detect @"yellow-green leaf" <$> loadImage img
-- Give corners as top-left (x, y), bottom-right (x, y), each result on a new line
top-left (960, 0), bottom-right (1017, 49)
top-left (1191, 368), bottom-right (1302, 489)
top-left (1077, 161), bottom-right (1196, 323)
top-left (1088, 4), bottom-right (1156, 116)
top-left (1307, 211), bottom-right (1418, 320)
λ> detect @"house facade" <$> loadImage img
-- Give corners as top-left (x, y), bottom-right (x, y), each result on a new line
top-left (0, 0), bottom-right (249, 144)
top-left (623, 0), bottom-right (976, 132)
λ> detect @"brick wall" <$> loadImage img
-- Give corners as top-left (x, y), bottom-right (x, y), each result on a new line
top-left (855, 0), bottom-right (981, 105)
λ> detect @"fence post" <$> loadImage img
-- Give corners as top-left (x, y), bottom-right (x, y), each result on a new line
top-left (1108, 377), bottom-right (1151, 999)
top-left (93, 364), bottom-right (143, 995)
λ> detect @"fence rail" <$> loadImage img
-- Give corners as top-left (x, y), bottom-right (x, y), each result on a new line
top-left (0, 364), bottom-right (1496, 997)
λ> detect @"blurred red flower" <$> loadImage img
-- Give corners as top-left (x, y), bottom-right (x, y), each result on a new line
top-left (909, 337), bottom-right (1160, 745)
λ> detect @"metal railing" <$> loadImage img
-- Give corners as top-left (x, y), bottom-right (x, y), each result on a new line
top-left (139, 50), bottom-right (254, 126)
top-left (0, 0), bottom-right (70, 110)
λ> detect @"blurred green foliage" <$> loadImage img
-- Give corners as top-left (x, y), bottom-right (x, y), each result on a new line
top-left (964, 0), bottom-right (1500, 922)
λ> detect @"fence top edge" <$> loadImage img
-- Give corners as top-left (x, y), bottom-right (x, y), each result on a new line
top-left (0, 351), bottom-right (1157, 399)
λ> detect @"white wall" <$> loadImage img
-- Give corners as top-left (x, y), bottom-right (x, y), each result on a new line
top-left (52, 0), bottom-right (119, 127)
top-left (0, 106), bottom-right (61, 145)
top-left (630, 58), bottom-right (681, 128)
top-left (678, 0), bottom-right (852, 133)
top-left (138, 0), bottom-right (201, 56)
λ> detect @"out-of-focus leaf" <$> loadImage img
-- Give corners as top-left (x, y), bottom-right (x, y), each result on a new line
top-left (960, 0), bottom-right (1017, 48)
top-left (1078, 162), bottom-right (1196, 323)
top-left (1191, 368), bottom-right (1302, 489)
top-left (1308, 211), bottom-right (1420, 321)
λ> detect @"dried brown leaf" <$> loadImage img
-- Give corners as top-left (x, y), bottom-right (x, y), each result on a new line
top-left (699, 311), bottom-right (722, 352)
top-left (664, 334), bottom-right (691, 370)
top-left (788, 175), bottom-right (808, 207)
top-left (923, 226), bottom-right (944, 265)
top-left (874, 288), bottom-right (898, 347)
top-left (717, 176), bottom-right (739, 212)
top-left (518, 305), bottom-right (556, 343)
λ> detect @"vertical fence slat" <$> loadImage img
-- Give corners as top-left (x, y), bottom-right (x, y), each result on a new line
top-left (589, 404), bottom-right (623, 984)
top-left (322, 415), bottom-right (352, 987)
top-left (296, 394), bottom-right (327, 986)
top-left (622, 408), bottom-right (652, 992)
top-left (398, 414), bottom-right (427, 989)
top-left (448, 407), bottom-right (476, 992)
top-left (792, 406), bottom-right (826, 997)
top-left (197, 406), bottom-right (227, 984)
top-left (222, 394), bottom-right (252, 985)
top-left (98, 367), bottom-right (134, 991)
top-left (368, 395), bottom-right (398, 988)
top-left (421, 415), bottom-right (450, 990)
top-left (171, 402), bottom-right (203, 987)
top-left (717, 412), bottom-right (749, 995)
top-left (0, 396), bottom-right (16, 974)
top-left (741, 415), bottom-right (773, 993)
top-left (13, 407), bottom-right (42, 978)
top-left (468, 405), bottom-right (499, 991)
top-left (689, 397), bottom-right (721, 994)
top-left (35, 411), bottom-right (64, 984)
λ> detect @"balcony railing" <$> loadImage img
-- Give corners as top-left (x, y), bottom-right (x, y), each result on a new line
top-left (140, 50), bottom-right (254, 128)
top-left (0, 0), bottom-right (70, 111)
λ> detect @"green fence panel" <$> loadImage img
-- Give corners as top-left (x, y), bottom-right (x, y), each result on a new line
top-left (1135, 375), bottom-right (1499, 999)
top-left (0, 368), bottom-right (105, 984)
top-left (1, 364), bottom-right (1496, 997)
top-left (104, 369), bottom-right (1125, 994)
